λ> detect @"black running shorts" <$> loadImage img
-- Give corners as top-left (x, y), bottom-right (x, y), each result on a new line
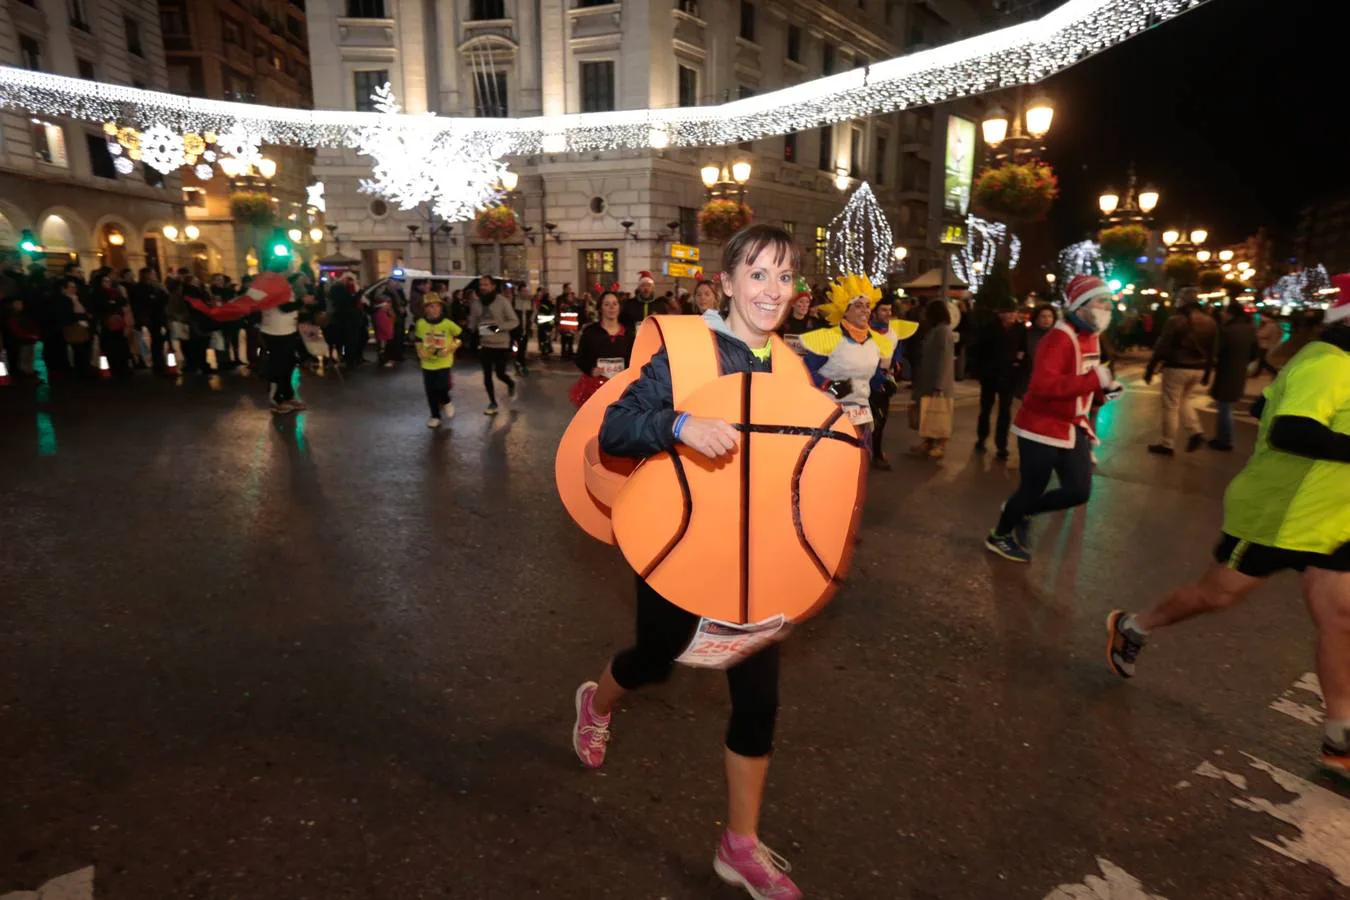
top-left (1214, 533), bottom-right (1350, 577)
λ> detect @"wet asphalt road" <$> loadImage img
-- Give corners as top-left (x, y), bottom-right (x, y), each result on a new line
top-left (1, 356), bottom-right (1347, 900)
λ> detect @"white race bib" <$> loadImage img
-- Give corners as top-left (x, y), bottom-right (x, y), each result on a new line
top-left (596, 357), bottom-right (625, 378)
top-left (782, 334), bottom-right (805, 354)
top-left (844, 403), bottom-right (874, 427)
top-left (675, 615), bottom-right (788, 669)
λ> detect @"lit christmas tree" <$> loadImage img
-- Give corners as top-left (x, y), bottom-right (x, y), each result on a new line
top-left (826, 182), bottom-right (893, 286)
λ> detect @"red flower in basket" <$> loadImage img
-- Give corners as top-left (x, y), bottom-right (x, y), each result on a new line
top-left (474, 204), bottom-right (518, 242)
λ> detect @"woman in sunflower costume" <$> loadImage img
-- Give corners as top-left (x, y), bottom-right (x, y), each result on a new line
top-left (798, 274), bottom-right (901, 453)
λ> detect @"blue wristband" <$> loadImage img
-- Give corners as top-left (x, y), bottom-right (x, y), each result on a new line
top-left (673, 411), bottom-right (691, 441)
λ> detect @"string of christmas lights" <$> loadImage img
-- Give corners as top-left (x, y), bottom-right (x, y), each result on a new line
top-left (1058, 240), bottom-right (1110, 287)
top-left (952, 216), bottom-right (1021, 293)
top-left (826, 183), bottom-right (893, 287)
top-left (0, 0), bottom-right (1211, 157)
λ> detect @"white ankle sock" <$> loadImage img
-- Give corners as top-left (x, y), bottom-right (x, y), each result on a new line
top-left (1123, 614), bottom-right (1149, 636)
top-left (1326, 719), bottom-right (1350, 749)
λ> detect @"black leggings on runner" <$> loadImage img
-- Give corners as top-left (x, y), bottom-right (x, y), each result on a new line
top-left (479, 347), bottom-right (515, 403)
top-left (422, 368), bottom-right (451, 417)
top-left (996, 427), bottom-right (1093, 534)
top-left (610, 578), bottom-right (780, 758)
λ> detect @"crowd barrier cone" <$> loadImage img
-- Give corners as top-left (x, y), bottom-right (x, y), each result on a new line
top-left (165, 349), bottom-right (179, 375)
top-left (0, 355), bottom-right (10, 387)
top-left (98, 354), bottom-right (111, 379)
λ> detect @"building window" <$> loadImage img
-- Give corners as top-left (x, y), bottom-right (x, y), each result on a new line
top-left (583, 249), bottom-right (618, 289)
top-left (678, 207), bottom-right (698, 245)
top-left (346, 0), bottom-right (385, 18)
top-left (125, 17), bottom-right (143, 57)
top-left (783, 131), bottom-right (797, 163)
top-left (786, 24), bottom-right (801, 63)
top-left (814, 225), bottom-right (827, 272)
top-left (222, 16), bottom-right (244, 46)
top-left (580, 60), bottom-right (614, 113)
top-left (223, 68), bottom-right (254, 101)
top-left (184, 187), bottom-right (207, 208)
top-left (469, 0), bottom-right (504, 19)
top-left (677, 65), bottom-right (697, 108)
top-left (160, 7), bottom-right (188, 35)
top-left (353, 70), bottom-right (388, 111)
top-left (32, 121), bottom-right (68, 167)
top-left (86, 133), bottom-right (117, 179)
top-left (849, 127), bottom-right (862, 178)
top-left (818, 124), bottom-right (833, 172)
top-left (576, 0), bottom-right (610, 7)
top-left (739, 1), bottom-right (755, 41)
top-left (76, 58), bottom-right (96, 80)
top-left (144, 163), bottom-right (165, 188)
top-left (69, 0), bottom-right (90, 30)
top-left (822, 43), bottom-right (836, 76)
top-left (874, 135), bottom-right (886, 185)
top-left (474, 70), bottom-right (508, 117)
top-left (677, 0), bottom-right (700, 13)
top-left (19, 36), bottom-right (41, 71)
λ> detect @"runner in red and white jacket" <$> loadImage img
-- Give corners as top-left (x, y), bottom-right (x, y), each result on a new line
top-left (986, 275), bottom-right (1124, 562)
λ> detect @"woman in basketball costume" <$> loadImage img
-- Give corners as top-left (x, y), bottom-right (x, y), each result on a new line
top-left (571, 224), bottom-right (805, 900)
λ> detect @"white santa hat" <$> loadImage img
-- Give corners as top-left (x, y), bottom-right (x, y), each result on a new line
top-left (1328, 274), bottom-right (1350, 325)
top-left (1064, 274), bottom-right (1113, 312)
top-left (637, 270), bottom-right (655, 288)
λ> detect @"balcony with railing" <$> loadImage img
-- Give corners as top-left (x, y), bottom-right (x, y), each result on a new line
top-left (569, 0), bottom-right (619, 41)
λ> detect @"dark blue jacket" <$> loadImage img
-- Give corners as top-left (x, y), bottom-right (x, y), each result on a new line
top-left (600, 328), bottom-right (771, 459)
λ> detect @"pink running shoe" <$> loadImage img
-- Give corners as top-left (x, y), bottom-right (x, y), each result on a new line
top-left (571, 681), bottom-right (610, 769)
top-left (713, 831), bottom-right (802, 899)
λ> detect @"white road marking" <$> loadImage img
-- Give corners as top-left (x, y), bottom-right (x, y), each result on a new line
top-left (0, 867), bottom-right (94, 900)
top-left (1193, 753), bottom-right (1350, 887)
top-left (1269, 672), bottom-right (1325, 726)
top-left (1193, 759), bottom-right (1248, 790)
top-left (1042, 858), bottom-right (1169, 899)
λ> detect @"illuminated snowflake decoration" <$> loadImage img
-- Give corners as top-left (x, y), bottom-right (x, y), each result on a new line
top-left (1267, 264), bottom-right (1330, 306)
top-left (194, 163), bottom-right (214, 180)
top-left (214, 127), bottom-right (261, 166)
top-left (953, 216), bottom-right (1022, 294)
top-left (1058, 240), bottom-right (1111, 288)
top-left (139, 123), bottom-right (186, 174)
top-left (113, 156), bottom-right (135, 175)
top-left (106, 140), bottom-right (122, 157)
top-left (351, 84), bottom-right (506, 223)
top-left (203, 150), bottom-right (216, 162)
top-left (825, 182), bottom-right (893, 286)
top-left (306, 181), bottom-right (326, 213)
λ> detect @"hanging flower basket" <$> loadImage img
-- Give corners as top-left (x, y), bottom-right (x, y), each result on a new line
top-left (475, 205), bottom-right (518, 242)
top-left (1163, 254), bottom-right (1200, 286)
top-left (974, 162), bottom-right (1058, 223)
top-left (698, 199), bottom-right (753, 242)
top-left (1098, 224), bottom-right (1151, 262)
top-left (229, 191), bottom-right (274, 228)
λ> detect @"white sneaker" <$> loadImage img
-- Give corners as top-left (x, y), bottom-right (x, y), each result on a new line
top-left (441, 402), bottom-right (455, 420)
top-left (383, 360), bottom-right (395, 368)
top-left (426, 417), bottom-right (440, 428)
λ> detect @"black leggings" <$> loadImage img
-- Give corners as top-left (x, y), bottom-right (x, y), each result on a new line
top-left (610, 578), bottom-right (780, 758)
top-left (479, 347), bottom-right (515, 403)
top-left (996, 428), bottom-right (1093, 534)
top-left (261, 332), bottom-right (299, 403)
top-left (423, 367), bottom-right (451, 416)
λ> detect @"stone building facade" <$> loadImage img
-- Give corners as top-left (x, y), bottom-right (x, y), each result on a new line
top-left (0, 0), bottom-right (180, 274)
top-left (308, 0), bottom-right (989, 292)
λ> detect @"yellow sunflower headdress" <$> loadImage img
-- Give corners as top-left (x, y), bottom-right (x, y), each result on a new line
top-left (820, 274), bottom-right (882, 326)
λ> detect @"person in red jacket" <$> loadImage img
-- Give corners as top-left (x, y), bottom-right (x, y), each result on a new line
top-left (986, 275), bottom-right (1124, 562)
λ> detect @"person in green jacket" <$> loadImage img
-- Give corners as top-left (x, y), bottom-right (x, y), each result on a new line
top-left (413, 293), bottom-right (462, 428)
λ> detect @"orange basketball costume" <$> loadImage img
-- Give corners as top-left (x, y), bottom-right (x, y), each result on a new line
top-left (555, 312), bottom-right (867, 758)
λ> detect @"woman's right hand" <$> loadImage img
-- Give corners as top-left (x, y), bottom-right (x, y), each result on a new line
top-left (676, 416), bottom-right (739, 459)
top-left (591, 367), bottom-right (603, 378)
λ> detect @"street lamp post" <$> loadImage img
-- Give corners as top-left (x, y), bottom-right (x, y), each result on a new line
top-left (1097, 165), bottom-right (1160, 228)
top-left (700, 160), bottom-right (752, 203)
top-left (981, 87), bottom-right (1055, 166)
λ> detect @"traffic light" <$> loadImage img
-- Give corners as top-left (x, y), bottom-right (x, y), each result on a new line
top-left (18, 229), bottom-right (40, 254)
top-left (1108, 278), bottom-right (1123, 293)
top-left (270, 240), bottom-right (291, 259)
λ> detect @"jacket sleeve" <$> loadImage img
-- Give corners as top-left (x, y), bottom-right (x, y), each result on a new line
top-left (1269, 416), bottom-right (1350, 462)
top-left (575, 325), bottom-right (597, 375)
top-left (496, 297), bottom-right (520, 332)
top-left (599, 349), bottom-right (678, 458)
top-left (801, 349), bottom-right (830, 387)
top-left (1026, 331), bottom-right (1102, 399)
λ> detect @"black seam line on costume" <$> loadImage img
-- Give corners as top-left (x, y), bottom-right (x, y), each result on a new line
top-left (739, 372), bottom-right (752, 626)
top-left (792, 406), bottom-right (840, 585)
top-left (640, 448), bottom-right (692, 582)
top-left (730, 422), bottom-right (864, 447)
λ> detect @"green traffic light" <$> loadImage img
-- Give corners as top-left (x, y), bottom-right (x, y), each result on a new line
top-left (19, 229), bottom-right (39, 253)
top-left (1108, 278), bottom-right (1123, 292)
top-left (272, 243), bottom-right (291, 258)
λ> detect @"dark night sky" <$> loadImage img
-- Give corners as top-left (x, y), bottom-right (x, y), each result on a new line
top-left (1037, 0), bottom-right (1345, 253)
